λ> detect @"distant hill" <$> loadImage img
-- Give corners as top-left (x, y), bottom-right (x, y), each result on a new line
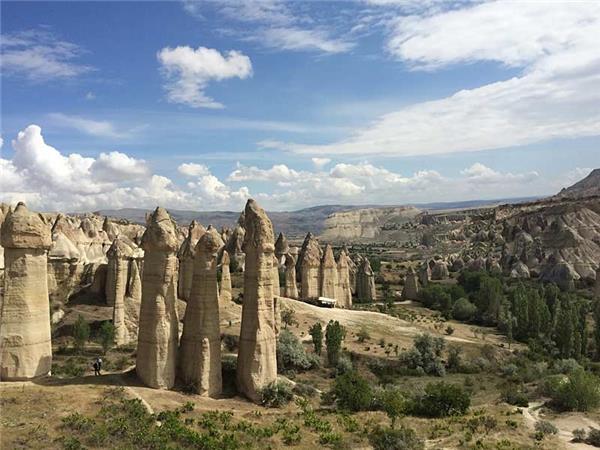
top-left (95, 196), bottom-right (542, 240)
top-left (556, 168), bottom-right (600, 199)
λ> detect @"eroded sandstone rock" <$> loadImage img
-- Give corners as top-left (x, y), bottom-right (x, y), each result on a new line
top-left (136, 207), bottom-right (179, 389)
top-left (0, 203), bottom-right (53, 380)
top-left (320, 244), bottom-right (338, 299)
top-left (219, 250), bottom-right (233, 304)
top-left (402, 267), bottom-right (419, 301)
top-left (177, 220), bottom-right (206, 301)
top-left (335, 249), bottom-right (352, 308)
top-left (179, 227), bottom-right (223, 396)
top-left (236, 199), bottom-right (277, 403)
top-left (356, 257), bottom-right (377, 302)
top-left (284, 253), bottom-right (299, 299)
top-left (300, 237), bottom-right (321, 300)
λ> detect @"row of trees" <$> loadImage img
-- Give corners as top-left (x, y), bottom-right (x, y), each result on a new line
top-left (419, 270), bottom-right (598, 360)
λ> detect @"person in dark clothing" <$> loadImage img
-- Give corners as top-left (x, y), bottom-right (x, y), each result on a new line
top-left (93, 357), bottom-right (103, 376)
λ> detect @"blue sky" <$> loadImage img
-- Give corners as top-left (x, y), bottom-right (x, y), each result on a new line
top-left (1, 0), bottom-right (599, 212)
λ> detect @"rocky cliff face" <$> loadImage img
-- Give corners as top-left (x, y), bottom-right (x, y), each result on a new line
top-left (320, 206), bottom-right (421, 241)
top-left (556, 169), bottom-right (600, 200)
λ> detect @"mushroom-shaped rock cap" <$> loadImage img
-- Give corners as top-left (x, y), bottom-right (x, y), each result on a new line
top-left (188, 220), bottom-right (206, 241)
top-left (242, 199), bottom-right (275, 253)
top-left (275, 232), bottom-right (289, 255)
top-left (0, 202), bottom-right (52, 249)
top-left (107, 236), bottom-right (135, 259)
top-left (195, 226), bottom-right (224, 256)
top-left (141, 207), bottom-right (179, 252)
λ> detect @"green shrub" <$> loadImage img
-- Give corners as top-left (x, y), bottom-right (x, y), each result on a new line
top-left (319, 431), bottom-right (342, 446)
top-left (545, 369), bottom-right (600, 412)
top-left (501, 389), bottom-right (528, 407)
top-left (309, 322), bottom-right (323, 355)
top-left (572, 428), bottom-right (587, 442)
top-left (409, 382), bottom-right (470, 417)
top-left (335, 354), bottom-right (353, 375)
top-left (400, 334), bottom-right (446, 377)
top-left (379, 387), bottom-right (405, 427)
top-left (535, 420), bottom-right (558, 437)
top-left (452, 298), bottom-right (477, 321)
top-left (325, 320), bottom-right (346, 366)
top-left (72, 315), bottom-right (90, 353)
top-left (293, 383), bottom-right (318, 398)
top-left (98, 321), bottom-right (115, 353)
top-left (333, 370), bottom-right (372, 412)
top-left (369, 426), bottom-right (424, 450)
top-left (281, 307), bottom-right (297, 328)
top-left (357, 326), bottom-right (371, 343)
top-left (277, 329), bottom-right (319, 373)
top-left (260, 381), bottom-right (294, 408)
top-left (587, 428), bottom-right (600, 446)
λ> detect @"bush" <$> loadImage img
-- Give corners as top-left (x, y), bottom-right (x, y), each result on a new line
top-left (369, 426), bottom-right (424, 450)
top-left (545, 369), bottom-right (600, 412)
top-left (277, 329), bottom-right (318, 374)
top-left (501, 389), bottom-right (528, 407)
top-left (98, 321), bottom-right (115, 353)
top-left (281, 307), bottom-right (297, 328)
top-left (552, 358), bottom-right (582, 374)
top-left (452, 298), bottom-right (477, 321)
top-left (400, 334), bottom-right (446, 376)
top-left (222, 334), bottom-right (238, 351)
top-left (73, 314), bottom-right (90, 352)
top-left (380, 387), bottom-right (405, 427)
top-left (535, 420), bottom-right (558, 438)
top-left (336, 354), bottom-right (353, 375)
top-left (446, 346), bottom-right (462, 372)
top-left (333, 370), bottom-right (372, 412)
top-left (325, 321), bottom-right (346, 366)
top-left (309, 322), bottom-right (323, 355)
top-left (409, 382), bottom-right (470, 417)
top-left (260, 381), bottom-right (294, 408)
top-left (293, 383), bottom-right (318, 398)
top-left (572, 428), bottom-right (587, 443)
top-left (357, 326), bottom-right (371, 343)
top-left (587, 428), bottom-right (600, 446)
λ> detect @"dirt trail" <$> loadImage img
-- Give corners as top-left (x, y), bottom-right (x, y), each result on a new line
top-left (523, 401), bottom-right (600, 449)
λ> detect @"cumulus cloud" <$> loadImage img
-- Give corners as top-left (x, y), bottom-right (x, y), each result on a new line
top-left (228, 163), bottom-right (302, 183)
top-left (270, 2), bottom-right (600, 157)
top-left (1, 29), bottom-right (93, 81)
top-left (157, 46), bottom-right (252, 108)
top-left (0, 125), bottom-right (251, 212)
top-left (461, 163), bottom-right (539, 185)
top-left (178, 162), bottom-right (211, 177)
top-left (312, 157), bottom-right (331, 169)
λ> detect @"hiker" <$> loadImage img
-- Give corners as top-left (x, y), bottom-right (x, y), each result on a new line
top-left (93, 357), bottom-right (103, 376)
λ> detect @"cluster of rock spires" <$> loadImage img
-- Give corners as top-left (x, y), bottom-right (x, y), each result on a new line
top-left (0, 198), bottom-right (369, 396)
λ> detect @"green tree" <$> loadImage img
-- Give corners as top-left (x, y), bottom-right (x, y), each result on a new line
top-left (98, 321), bottom-right (115, 354)
top-left (73, 314), bottom-right (90, 353)
top-left (381, 388), bottom-right (405, 428)
top-left (333, 370), bottom-right (372, 411)
top-left (325, 320), bottom-right (346, 366)
top-left (512, 284), bottom-right (529, 340)
top-left (281, 307), bottom-right (297, 329)
top-left (555, 297), bottom-right (575, 358)
top-left (475, 276), bottom-right (504, 325)
top-left (593, 300), bottom-right (600, 361)
top-left (309, 322), bottom-right (323, 355)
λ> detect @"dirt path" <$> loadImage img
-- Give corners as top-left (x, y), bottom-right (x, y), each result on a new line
top-left (523, 401), bottom-right (600, 449)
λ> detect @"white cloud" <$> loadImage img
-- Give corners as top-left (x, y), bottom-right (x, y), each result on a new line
top-left (0, 124), bottom-right (251, 212)
top-left (184, 0), bottom-right (354, 55)
top-left (228, 163), bottom-right (302, 183)
top-left (157, 46), bottom-right (252, 108)
top-left (312, 157), bottom-right (331, 169)
top-left (90, 151), bottom-right (150, 182)
top-left (461, 163), bottom-right (538, 185)
top-left (272, 2), bottom-right (600, 157)
top-left (47, 113), bottom-right (128, 138)
top-left (178, 162), bottom-right (211, 177)
top-left (85, 91), bottom-right (96, 101)
top-left (253, 27), bottom-right (354, 54)
top-left (1, 29), bottom-right (93, 81)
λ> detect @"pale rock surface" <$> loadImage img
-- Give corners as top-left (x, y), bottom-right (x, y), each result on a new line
top-left (296, 233), bottom-right (322, 281)
top-left (225, 224), bottom-right (246, 272)
top-left (179, 227), bottom-right (223, 396)
top-left (335, 249), bottom-right (352, 308)
top-left (272, 254), bottom-right (281, 297)
top-left (402, 267), bottom-right (419, 300)
top-left (510, 261), bottom-right (531, 279)
top-left (123, 259), bottom-right (142, 343)
top-left (300, 237), bottom-right (321, 300)
top-left (274, 232), bottom-right (289, 261)
top-left (136, 207), bottom-right (180, 389)
top-left (219, 250), bottom-right (233, 304)
top-left (319, 244), bottom-right (338, 299)
top-left (356, 258), bottom-right (377, 302)
top-left (107, 238), bottom-right (135, 346)
top-left (177, 220), bottom-right (206, 301)
top-left (431, 260), bottom-right (449, 280)
top-left (0, 203), bottom-right (53, 380)
top-left (418, 262), bottom-right (431, 287)
top-left (284, 254), bottom-right (299, 299)
top-left (236, 199), bottom-right (278, 403)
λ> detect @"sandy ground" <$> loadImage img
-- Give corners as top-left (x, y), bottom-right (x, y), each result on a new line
top-left (523, 401), bottom-right (600, 449)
